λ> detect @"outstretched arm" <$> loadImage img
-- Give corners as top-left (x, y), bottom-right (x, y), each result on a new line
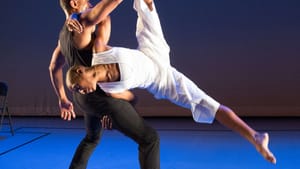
top-left (96, 16), bottom-right (111, 46)
top-left (49, 42), bottom-right (76, 121)
top-left (70, 0), bottom-right (122, 49)
top-left (81, 0), bottom-right (123, 27)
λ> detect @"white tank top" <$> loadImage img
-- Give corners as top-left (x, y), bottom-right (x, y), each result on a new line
top-left (91, 47), bottom-right (158, 93)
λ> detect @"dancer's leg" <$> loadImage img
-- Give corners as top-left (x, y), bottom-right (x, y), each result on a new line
top-left (107, 98), bottom-right (160, 169)
top-left (69, 114), bottom-right (103, 169)
top-left (215, 105), bottom-right (276, 164)
top-left (73, 89), bottom-right (160, 169)
top-left (134, 0), bottom-right (170, 65)
top-left (144, 0), bottom-right (153, 11)
top-left (137, 0), bottom-right (277, 165)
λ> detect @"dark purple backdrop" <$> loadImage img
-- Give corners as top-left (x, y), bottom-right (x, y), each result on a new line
top-left (0, 0), bottom-right (299, 116)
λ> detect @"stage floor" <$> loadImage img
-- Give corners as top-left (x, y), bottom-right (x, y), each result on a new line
top-left (0, 116), bottom-right (299, 169)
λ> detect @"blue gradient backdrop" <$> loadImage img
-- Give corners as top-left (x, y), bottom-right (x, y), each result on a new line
top-left (0, 0), bottom-right (299, 116)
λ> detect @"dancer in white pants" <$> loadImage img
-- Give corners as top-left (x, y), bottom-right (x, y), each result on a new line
top-left (66, 0), bottom-right (277, 164)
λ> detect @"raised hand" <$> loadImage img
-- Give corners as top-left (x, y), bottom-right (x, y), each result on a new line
top-left (66, 15), bottom-right (83, 33)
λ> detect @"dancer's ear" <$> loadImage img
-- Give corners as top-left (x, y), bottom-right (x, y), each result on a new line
top-left (70, 0), bottom-right (79, 9)
top-left (75, 67), bottom-right (83, 74)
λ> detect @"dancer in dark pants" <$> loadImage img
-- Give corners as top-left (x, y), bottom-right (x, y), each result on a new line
top-left (49, 0), bottom-right (159, 168)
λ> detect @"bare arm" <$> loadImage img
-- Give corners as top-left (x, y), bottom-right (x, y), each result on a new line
top-left (49, 42), bottom-right (76, 120)
top-left (96, 16), bottom-right (111, 46)
top-left (107, 90), bottom-right (135, 102)
top-left (49, 42), bottom-right (67, 101)
top-left (71, 0), bottom-right (121, 49)
top-left (93, 16), bottom-right (112, 52)
top-left (81, 0), bottom-right (123, 27)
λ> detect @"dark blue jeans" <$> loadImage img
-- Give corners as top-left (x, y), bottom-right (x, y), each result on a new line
top-left (69, 87), bottom-right (160, 169)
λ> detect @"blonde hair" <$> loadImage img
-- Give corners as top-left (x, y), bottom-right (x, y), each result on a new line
top-left (59, 0), bottom-right (74, 17)
top-left (66, 65), bottom-right (82, 91)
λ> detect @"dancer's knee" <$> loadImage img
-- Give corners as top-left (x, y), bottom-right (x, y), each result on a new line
top-left (142, 127), bottom-right (160, 146)
top-left (84, 133), bottom-right (101, 145)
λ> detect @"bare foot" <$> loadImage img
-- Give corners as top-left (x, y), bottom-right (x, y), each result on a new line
top-left (254, 133), bottom-right (277, 164)
top-left (144, 0), bottom-right (153, 11)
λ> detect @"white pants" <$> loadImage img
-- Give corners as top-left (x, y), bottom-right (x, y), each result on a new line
top-left (134, 0), bottom-right (220, 123)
